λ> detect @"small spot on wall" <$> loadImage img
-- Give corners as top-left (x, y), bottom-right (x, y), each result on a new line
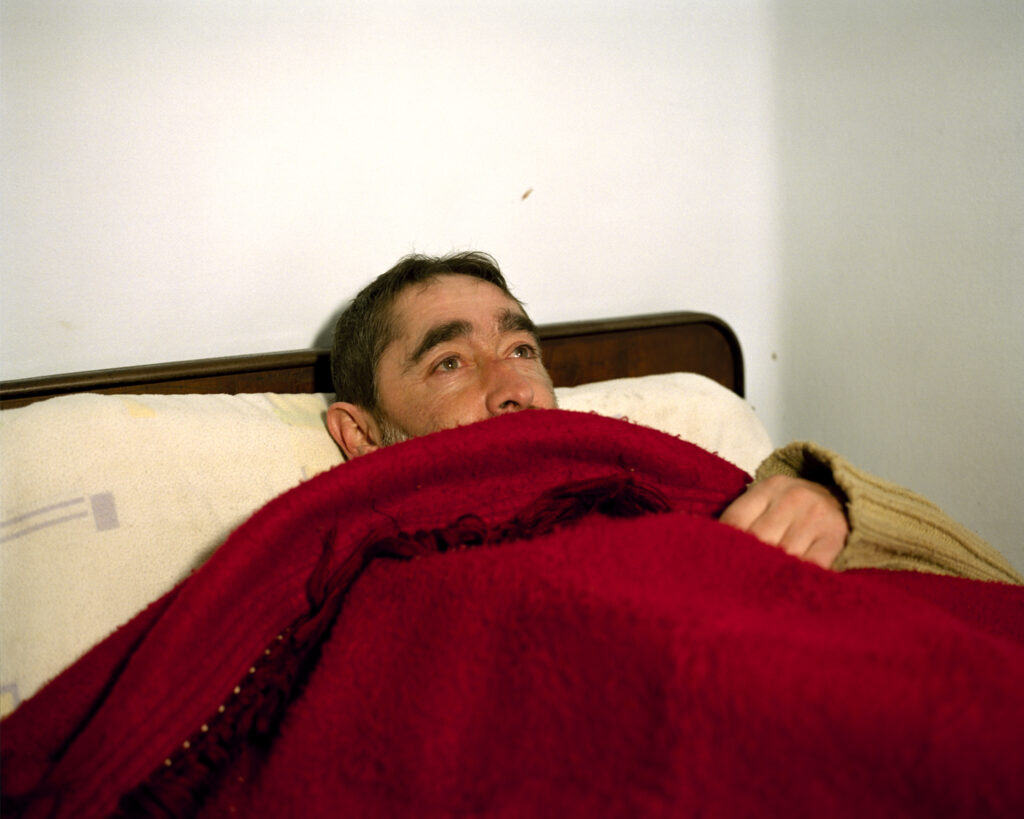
top-left (521, 188), bottom-right (533, 200)
top-left (59, 321), bottom-right (74, 331)
top-left (771, 352), bottom-right (778, 361)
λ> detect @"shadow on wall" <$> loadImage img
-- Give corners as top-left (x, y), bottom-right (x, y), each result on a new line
top-left (312, 306), bottom-right (346, 350)
top-left (770, 0), bottom-right (1024, 571)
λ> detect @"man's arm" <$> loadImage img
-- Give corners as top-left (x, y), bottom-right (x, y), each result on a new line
top-left (743, 441), bottom-right (1023, 584)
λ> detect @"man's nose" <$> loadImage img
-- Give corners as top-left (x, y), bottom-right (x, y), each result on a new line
top-left (483, 360), bottom-right (535, 416)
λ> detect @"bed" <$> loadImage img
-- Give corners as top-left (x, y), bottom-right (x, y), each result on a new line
top-left (0, 311), bottom-right (765, 712)
top-left (2, 312), bottom-right (1022, 818)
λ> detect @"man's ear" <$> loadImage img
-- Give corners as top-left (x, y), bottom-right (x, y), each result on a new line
top-left (325, 402), bottom-right (382, 460)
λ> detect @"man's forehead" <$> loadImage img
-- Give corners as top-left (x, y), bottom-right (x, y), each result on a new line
top-left (389, 275), bottom-right (529, 341)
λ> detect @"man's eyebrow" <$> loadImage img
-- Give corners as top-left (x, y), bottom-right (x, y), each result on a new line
top-left (407, 320), bottom-right (472, 367)
top-left (498, 307), bottom-right (539, 339)
top-left (406, 309), bottom-right (540, 370)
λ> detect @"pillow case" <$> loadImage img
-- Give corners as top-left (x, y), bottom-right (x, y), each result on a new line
top-left (0, 392), bottom-right (341, 715)
top-left (0, 374), bottom-right (770, 714)
top-left (555, 373), bottom-right (771, 475)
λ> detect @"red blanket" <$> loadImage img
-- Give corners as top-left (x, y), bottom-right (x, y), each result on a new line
top-left (4, 410), bottom-right (1024, 817)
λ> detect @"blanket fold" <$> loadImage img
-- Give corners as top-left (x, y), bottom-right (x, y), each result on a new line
top-left (3, 410), bottom-right (1023, 818)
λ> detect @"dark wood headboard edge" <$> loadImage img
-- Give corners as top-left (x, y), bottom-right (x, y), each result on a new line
top-left (539, 311), bottom-right (744, 393)
top-left (0, 312), bottom-right (743, 409)
top-left (0, 350), bottom-right (314, 393)
top-left (538, 310), bottom-right (735, 341)
top-left (0, 350), bottom-right (332, 410)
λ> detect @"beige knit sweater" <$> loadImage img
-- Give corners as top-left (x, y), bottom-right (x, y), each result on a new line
top-left (756, 442), bottom-right (1023, 585)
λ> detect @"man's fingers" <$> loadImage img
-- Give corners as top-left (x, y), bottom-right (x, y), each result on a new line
top-left (801, 534), bottom-right (847, 569)
top-left (749, 513), bottom-right (805, 555)
top-left (719, 488), bottom-right (769, 532)
top-left (719, 476), bottom-right (849, 569)
top-left (722, 478), bottom-right (817, 548)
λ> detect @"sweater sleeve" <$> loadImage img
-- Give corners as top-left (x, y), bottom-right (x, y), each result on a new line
top-left (755, 441), bottom-right (1023, 585)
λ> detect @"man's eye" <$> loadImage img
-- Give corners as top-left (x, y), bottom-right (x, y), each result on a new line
top-left (511, 344), bottom-right (537, 359)
top-left (436, 356), bottom-right (461, 372)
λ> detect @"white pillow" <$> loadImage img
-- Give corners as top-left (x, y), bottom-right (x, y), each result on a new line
top-left (555, 373), bottom-right (771, 475)
top-left (0, 392), bottom-right (341, 715)
top-left (0, 374), bottom-right (770, 714)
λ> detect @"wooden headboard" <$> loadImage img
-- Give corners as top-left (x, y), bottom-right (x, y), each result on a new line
top-left (0, 312), bottom-right (743, 410)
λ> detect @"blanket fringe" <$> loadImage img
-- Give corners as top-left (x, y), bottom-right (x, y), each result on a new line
top-left (112, 474), bottom-right (669, 817)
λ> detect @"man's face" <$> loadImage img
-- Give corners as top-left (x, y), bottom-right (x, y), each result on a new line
top-left (373, 274), bottom-right (557, 441)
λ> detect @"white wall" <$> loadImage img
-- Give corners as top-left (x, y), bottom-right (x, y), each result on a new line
top-left (0, 0), bottom-right (781, 435)
top-left (773, 0), bottom-right (1024, 571)
top-left (2, 1), bottom-right (1021, 570)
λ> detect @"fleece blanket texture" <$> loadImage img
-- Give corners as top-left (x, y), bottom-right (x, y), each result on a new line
top-left (3, 410), bottom-right (1023, 818)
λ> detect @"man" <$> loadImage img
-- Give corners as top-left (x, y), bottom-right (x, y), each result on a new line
top-left (327, 251), bottom-right (1021, 583)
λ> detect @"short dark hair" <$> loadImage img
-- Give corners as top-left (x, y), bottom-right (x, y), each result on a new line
top-left (330, 251), bottom-right (520, 413)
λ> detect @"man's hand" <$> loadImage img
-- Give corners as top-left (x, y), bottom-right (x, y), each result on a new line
top-left (719, 476), bottom-right (849, 569)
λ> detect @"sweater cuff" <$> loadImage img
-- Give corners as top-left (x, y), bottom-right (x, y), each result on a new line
top-left (756, 442), bottom-right (1023, 585)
